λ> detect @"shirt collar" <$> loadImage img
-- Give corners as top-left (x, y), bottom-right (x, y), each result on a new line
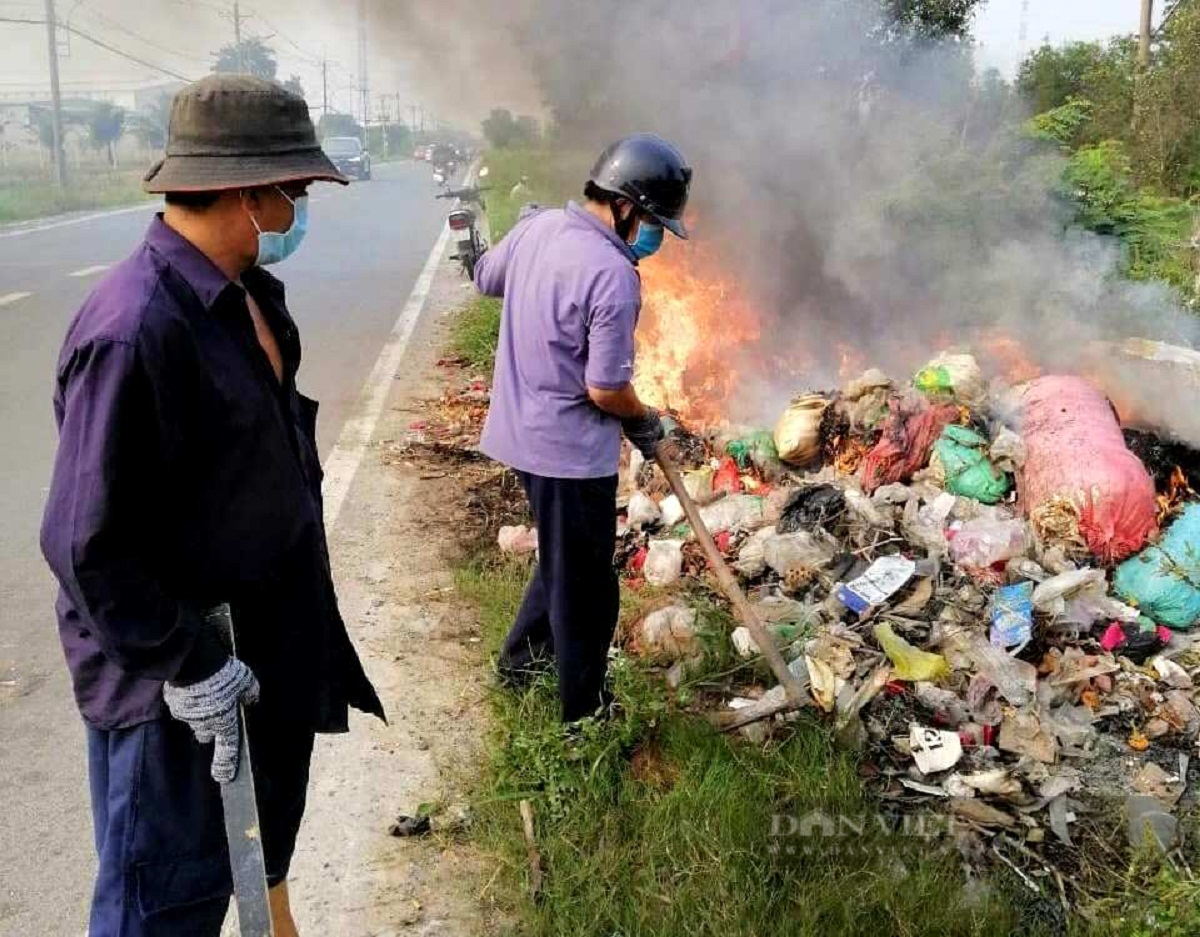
top-left (144, 214), bottom-right (238, 311)
top-left (565, 201), bottom-right (636, 261)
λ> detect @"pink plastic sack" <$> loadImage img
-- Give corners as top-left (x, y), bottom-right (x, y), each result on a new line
top-left (1014, 376), bottom-right (1157, 563)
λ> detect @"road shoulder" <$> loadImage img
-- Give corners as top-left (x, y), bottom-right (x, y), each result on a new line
top-left (283, 244), bottom-right (498, 936)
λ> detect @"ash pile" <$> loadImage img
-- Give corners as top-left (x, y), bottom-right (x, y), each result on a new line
top-left (534, 352), bottom-right (1200, 875)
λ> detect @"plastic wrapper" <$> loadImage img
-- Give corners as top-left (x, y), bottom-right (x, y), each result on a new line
top-left (644, 539), bottom-right (684, 587)
top-left (991, 582), bottom-right (1034, 652)
top-left (774, 394), bottom-right (829, 466)
top-left (1014, 375), bottom-right (1158, 563)
top-left (626, 492), bottom-right (661, 530)
top-left (959, 631), bottom-right (1037, 706)
top-left (989, 427), bottom-right (1027, 473)
top-left (874, 623), bottom-right (950, 681)
top-left (762, 531), bottom-right (836, 576)
top-left (1114, 504), bottom-right (1200, 630)
top-left (713, 457), bottom-right (743, 495)
top-left (660, 494), bottom-right (685, 528)
top-left (930, 425), bottom-right (1010, 504)
top-left (498, 525), bottom-right (538, 554)
top-left (725, 430), bottom-right (782, 478)
top-left (682, 467), bottom-right (714, 502)
top-left (1033, 568), bottom-right (1139, 625)
top-left (838, 556), bottom-right (916, 613)
top-left (948, 517), bottom-right (1027, 568)
top-left (860, 400), bottom-right (959, 493)
top-left (636, 605), bottom-right (698, 662)
top-left (697, 495), bottom-right (765, 534)
top-left (913, 352), bottom-right (985, 407)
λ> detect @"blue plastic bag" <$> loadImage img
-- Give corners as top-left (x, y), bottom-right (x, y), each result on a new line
top-left (991, 583), bottom-right (1034, 651)
top-left (1114, 504), bottom-right (1200, 631)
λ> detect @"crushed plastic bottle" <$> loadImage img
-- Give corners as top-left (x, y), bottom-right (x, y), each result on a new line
top-left (948, 517), bottom-right (1027, 568)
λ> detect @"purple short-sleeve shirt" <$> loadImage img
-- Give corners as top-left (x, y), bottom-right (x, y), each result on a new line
top-left (474, 202), bottom-right (641, 479)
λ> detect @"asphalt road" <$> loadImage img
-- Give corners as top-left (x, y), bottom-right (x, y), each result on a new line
top-left (0, 160), bottom-right (449, 936)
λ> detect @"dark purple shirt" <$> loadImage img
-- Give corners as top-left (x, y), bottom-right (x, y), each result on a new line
top-left (41, 216), bottom-right (383, 732)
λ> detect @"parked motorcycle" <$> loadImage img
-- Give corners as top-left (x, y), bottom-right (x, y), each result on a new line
top-left (436, 178), bottom-right (491, 279)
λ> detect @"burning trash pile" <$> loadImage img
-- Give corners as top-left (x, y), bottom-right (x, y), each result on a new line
top-left (605, 350), bottom-right (1200, 864)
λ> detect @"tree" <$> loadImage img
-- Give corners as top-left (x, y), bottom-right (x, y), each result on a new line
top-left (130, 94), bottom-right (170, 151)
top-left (879, 0), bottom-right (984, 41)
top-left (88, 101), bottom-right (125, 168)
top-left (1017, 41), bottom-right (1111, 114)
top-left (317, 112), bottom-right (363, 140)
top-left (283, 74), bottom-right (304, 98)
top-left (212, 37), bottom-right (278, 80)
top-left (385, 122), bottom-right (412, 155)
top-left (481, 109), bottom-right (539, 149)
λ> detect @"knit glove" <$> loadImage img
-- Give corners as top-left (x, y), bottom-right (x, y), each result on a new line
top-left (163, 658), bottom-right (260, 784)
top-left (622, 408), bottom-right (666, 460)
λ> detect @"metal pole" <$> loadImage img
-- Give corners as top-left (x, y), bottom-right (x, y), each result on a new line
top-left (43, 0), bottom-right (66, 187)
top-left (321, 58), bottom-right (328, 115)
top-left (357, 0), bottom-right (368, 131)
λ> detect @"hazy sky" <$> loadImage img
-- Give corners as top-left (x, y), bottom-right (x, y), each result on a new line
top-left (0, 1), bottom-right (1164, 116)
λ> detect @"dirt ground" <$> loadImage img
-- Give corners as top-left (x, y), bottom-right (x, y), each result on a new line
top-left (252, 251), bottom-right (504, 937)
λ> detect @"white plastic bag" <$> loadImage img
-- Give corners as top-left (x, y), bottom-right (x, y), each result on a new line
top-left (626, 492), bottom-right (662, 530)
top-left (660, 494), bottom-right (685, 527)
top-left (948, 517), bottom-right (1027, 568)
top-left (498, 525), bottom-right (538, 554)
top-left (637, 605), bottom-right (699, 661)
top-left (698, 495), bottom-right (765, 534)
top-left (762, 531), bottom-right (836, 576)
top-left (734, 526), bottom-right (776, 578)
top-left (644, 539), bottom-right (684, 587)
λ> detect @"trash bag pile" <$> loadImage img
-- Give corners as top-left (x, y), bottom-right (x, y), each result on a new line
top-left (600, 353), bottom-right (1200, 858)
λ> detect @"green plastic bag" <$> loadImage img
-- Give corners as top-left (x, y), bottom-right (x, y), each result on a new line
top-left (726, 430), bottom-right (782, 476)
top-left (932, 425), bottom-right (1009, 505)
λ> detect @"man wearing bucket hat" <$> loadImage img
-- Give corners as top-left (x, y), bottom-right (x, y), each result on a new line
top-left (40, 75), bottom-right (383, 936)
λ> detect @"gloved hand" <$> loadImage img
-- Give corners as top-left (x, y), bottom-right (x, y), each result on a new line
top-left (163, 658), bottom-right (260, 784)
top-left (622, 407), bottom-right (666, 460)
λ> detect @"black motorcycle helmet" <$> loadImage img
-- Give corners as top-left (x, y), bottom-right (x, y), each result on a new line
top-left (588, 133), bottom-right (692, 239)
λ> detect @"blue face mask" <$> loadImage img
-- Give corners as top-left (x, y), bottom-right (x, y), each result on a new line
top-left (630, 221), bottom-right (664, 261)
top-left (248, 187), bottom-right (308, 266)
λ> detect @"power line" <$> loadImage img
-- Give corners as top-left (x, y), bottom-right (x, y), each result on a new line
top-left (0, 14), bottom-right (195, 81)
top-left (74, 7), bottom-right (210, 65)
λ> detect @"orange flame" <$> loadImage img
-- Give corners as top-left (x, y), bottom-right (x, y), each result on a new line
top-left (636, 239), bottom-right (761, 425)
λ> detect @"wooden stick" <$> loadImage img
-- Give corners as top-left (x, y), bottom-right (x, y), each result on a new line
top-left (518, 799), bottom-right (544, 899)
top-left (655, 443), bottom-right (808, 708)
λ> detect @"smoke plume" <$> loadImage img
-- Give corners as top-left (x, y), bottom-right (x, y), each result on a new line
top-left (386, 0), bottom-right (1200, 440)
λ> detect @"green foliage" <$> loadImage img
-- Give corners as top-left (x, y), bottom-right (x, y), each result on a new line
top-left (1064, 141), bottom-right (1194, 293)
top-left (480, 108), bottom-right (540, 149)
top-left (880, 0), bottom-right (984, 41)
top-left (0, 170), bottom-right (152, 223)
top-left (212, 36), bottom-right (278, 80)
top-left (129, 95), bottom-right (170, 151)
top-left (1026, 96), bottom-right (1095, 149)
top-left (317, 113), bottom-right (363, 141)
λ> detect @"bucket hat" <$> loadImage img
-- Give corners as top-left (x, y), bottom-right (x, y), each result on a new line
top-left (144, 74), bottom-right (348, 193)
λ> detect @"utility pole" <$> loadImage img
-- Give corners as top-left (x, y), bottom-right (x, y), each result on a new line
top-left (232, 0), bottom-right (245, 72)
top-left (357, 0), bottom-right (369, 131)
top-left (321, 57), bottom-right (328, 115)
top-left (1139, 0), bottom-right (1154, 69)
top-left (43, 0), bottom-right (66, 187)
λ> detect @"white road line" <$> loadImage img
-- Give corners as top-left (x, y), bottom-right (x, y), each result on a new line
top-left (68, 264), bottom-right (110, 278)
top-left (0, 201), bottom-right (158, 240)
top-left (320, 224), bottom-right (450, 528)
top-left (0, 291), bottom-right (32, 306)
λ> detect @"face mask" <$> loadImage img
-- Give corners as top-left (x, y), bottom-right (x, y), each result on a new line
top-left (247, 187), bottom-right (308, 266)
top-left (630, 221), bottom-right (664, 261)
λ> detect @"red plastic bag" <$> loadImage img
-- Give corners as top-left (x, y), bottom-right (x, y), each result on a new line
top-left (860, 400), bottom-right (958, 493)
top-left (713, 457), bottom-right (744, 495)
top-left (1015, 376), bottom-right (1157, 563)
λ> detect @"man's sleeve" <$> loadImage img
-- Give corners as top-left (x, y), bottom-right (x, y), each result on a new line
top-left (40, 338), bottom-right (225, 683)
top-left (584, 300), bottom-right (639, 390)
top-left (473, 227), bottom-right (512, 297)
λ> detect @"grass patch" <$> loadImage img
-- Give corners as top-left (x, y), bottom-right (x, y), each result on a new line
top-left (449, 295), bottom-right (503, 373)
top-left (0, 170), bottom-right (153, 223)
top-left (457, 552), bottom-right (1018, 937)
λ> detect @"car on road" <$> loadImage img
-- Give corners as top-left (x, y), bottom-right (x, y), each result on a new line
top-left (323, 136), bottom-right (371, 181)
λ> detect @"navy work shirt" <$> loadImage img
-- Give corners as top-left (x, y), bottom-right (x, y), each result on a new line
top-left (41, 216), bottom-right (384, 732)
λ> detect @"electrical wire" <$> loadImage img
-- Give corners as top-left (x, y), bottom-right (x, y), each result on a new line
top-left (0, 15), bottom-right (195, 81)
top-left (73, 7), bottom-right (211, 65)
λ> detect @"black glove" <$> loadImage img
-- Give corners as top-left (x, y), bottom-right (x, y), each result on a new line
top-left (622, 408), bottom-right (665, 460)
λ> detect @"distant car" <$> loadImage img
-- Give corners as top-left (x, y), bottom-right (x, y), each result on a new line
top-left (323, 136), bottom-right (371, 181)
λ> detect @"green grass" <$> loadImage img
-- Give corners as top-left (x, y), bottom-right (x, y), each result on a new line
top-left (456, 553), bottom-right (1018, 937)
top-left (0, 169), bottom-right (153, 223)
top-left (449, 295), bottom-right (503, 373)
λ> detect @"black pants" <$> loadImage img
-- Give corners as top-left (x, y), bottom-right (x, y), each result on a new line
top-left (500, 471), bottom-right (619, 721)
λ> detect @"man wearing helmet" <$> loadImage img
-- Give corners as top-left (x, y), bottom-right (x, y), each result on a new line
top-left (473, 134), bottom-right (692, 722)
